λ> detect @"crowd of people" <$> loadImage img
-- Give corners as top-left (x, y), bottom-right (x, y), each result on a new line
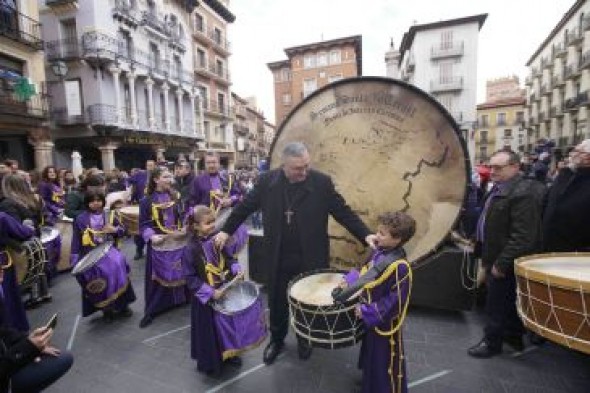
top-left (0, 137), bottom-right (588, 392)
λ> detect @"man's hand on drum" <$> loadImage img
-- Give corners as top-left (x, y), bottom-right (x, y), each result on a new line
top-left (365, 234), bottom-right (378, 249)
top-left (214, 231), bottom-right (230, 249)
top-left (150, 234), bottom-right (165, 245)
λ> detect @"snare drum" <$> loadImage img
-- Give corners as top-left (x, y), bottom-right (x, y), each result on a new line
top-left (288, 268), bottom-right (365, 349)
top-left (515, 253), bottom-right (590, 355)
top-left (8, 238), bottom-right (47, 289)
top-left (119, 206), bottom-right (139, 235)
top-left (151, 236), bottom-right (186, 287)
top-left (55, 217), bottom-right (73, 272)
top-left (72, 241), bottom-right (131, 309)
top-left (212, 281), bottom-right (267, 359)
top-left (40, 227), bottom-right (61, 276)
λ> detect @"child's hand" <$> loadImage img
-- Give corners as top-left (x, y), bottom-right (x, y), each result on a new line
top-left (354, 304), bottom-right (363, 319)
top-left (338, 279), bottom-right (348, 289)
top-left (212, 289), bottom-right (225, 300)
top-left (103, 225), bottom-right (117, 234)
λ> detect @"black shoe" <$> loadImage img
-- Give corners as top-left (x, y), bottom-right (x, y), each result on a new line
top-left (40, 294), bottom-right (53, 303)
top-left (225, 356), bottom-right (242, 367)
top-left (133, 252), bottom-right (144, 261)
top-left (263, 341), bottom-right (284, 365)
top-left (139, 315), bottom-right (153, 328)
top-left (24, 298), bottom-right (43, 309)
top-left (468, 340), bottom-right (502, 358)
top-left (297, 339), bottom-right (313, 360)
top-left (503, 335), bottom-right (525, 352)
top-left (119, 306), bottom-right (133, 318)
top-left (103, 310), bottom-right (116, 323)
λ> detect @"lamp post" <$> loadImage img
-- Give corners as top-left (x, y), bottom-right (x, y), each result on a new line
top-left (51, 61), bottom-right (68, 80)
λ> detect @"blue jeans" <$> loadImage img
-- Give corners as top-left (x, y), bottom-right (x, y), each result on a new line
top-left (11, 352), bottom-right (73, 393)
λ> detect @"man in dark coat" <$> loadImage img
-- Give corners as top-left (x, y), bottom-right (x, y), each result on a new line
top-left (543, 139), bottom-right (590, 252)
top-left (469, 150), bottom-right (544, 358)
top-left (215, 142), bottom-right (376, 364)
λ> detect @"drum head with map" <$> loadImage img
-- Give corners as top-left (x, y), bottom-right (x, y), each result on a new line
top-left (270, 77), bottom-right (470, 268)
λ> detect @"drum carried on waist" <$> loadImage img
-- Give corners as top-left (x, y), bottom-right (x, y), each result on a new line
top-left (288, 268), bottom-right (364, 349)
top-left (515, 253), bottom-right (590, 355)
top-left (55, 217), bottom-right (73, 272)
top-left (119, 206), bottom-right (139, 235)
top-left (151, 236), bottom-right (186, 287)
top-left (8, 238), bottom-right (47, 289)
top-left (212, 280), bottom-right (267, 359)
top-left (40, 227), bottom-right (61, 275)
top-left (72, 241), bottom-right (130, 308)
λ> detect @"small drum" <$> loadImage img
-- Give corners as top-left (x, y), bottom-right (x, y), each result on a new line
top-left (55, 217), bottom-right (73, 272)
top-left (212, 281), bottom-right (267, 359)
top-left (119, 206), bottom-right (140, 235)
top-left (8, 238), bottom-right (47, 289)
top-left (40, 227), bottom-right (61, 275)
top-left (72, 241), bottom-right (131, 308)
top-left (515, 253), bottom-right (590, 355)
top-left (151, 236), bottom-right (186, 287)
top-left (288, 269), bottom-right (365, 349)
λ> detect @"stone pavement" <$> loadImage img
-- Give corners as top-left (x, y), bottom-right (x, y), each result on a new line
top-left (24, 239), bottom-right (590, 393)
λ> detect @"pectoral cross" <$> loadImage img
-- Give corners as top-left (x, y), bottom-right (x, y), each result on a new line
top-left (285, 209), bottom-right (294, 225)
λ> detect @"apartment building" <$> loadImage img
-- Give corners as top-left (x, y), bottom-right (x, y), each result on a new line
top-left (192, 0), bottom-right (235, 168)
top-left (393, 14), bottom-right (487, 162)
top-left (0, 0), bottom-right (50, 169)
top-left (474, 76), bottom-right (526, 162)
top-left (525, 0), bottom-right (590, 153)
top-left (268, 35), bottom-right (362, 127)
top-left (41, 0), bottom-right (201, 170)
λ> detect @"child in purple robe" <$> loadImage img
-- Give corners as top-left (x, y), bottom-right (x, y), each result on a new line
top-left (71, 191), bottom-right (136, 320)
top-left (340, 211), bottom-right (416, 393)
top-left (37, 166), bottom-right (65, 226)
top-left (181, 205), bottom-right (252, 375)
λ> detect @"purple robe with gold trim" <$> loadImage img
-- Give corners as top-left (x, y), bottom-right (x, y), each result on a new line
top-left (37, 181), bottom-right (64, 225)
top-left (71, 210), bottom-right (136, 316)
top-left (346, 248), bottom-right (411, 393)
top-left (140, 191), bottom-right (188, 318)
top-left (0, 212), bottom-right (34, 331)
top-left (188, 172), bottom-right (241, 210)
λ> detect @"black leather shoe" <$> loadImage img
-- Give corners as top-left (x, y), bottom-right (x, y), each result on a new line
top-left (225, 356), bottom-right (242, 367)
top-left (468, 340), bottom-right (502, 358)
top-left (119, 306), bottom-right (133, 318)
top-left (503, 335), bottom-right (524, 352)
top-left (139, 315), bottom-right (154, 328)
top-left (133, 252), bottom-right (144, 261)
top-left (297, 339), bottom-right (313, 360)
top-left (263, 341), bottom-right (284, 365)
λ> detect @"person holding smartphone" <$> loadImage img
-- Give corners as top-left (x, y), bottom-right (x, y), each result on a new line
top-left (0, 259), bottom-right (73, 393)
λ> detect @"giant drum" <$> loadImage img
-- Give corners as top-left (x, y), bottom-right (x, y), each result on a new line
top-left (55, 218), bottom-right (73, 272)
top-left (270, 77), bottom-right (470, 268)
top-left (515, 253), bottom-right (590, 355)
top-left (119, 206), bottom-right (140, 236)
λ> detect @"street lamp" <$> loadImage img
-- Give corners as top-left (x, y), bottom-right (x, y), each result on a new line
top-left (51, 61), bottom-right (69, 79)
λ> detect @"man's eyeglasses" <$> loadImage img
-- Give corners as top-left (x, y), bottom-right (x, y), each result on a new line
top-left (490, 164), bottom-right (511, 171)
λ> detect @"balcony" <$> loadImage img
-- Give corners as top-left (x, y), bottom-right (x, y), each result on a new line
top-left (141, 12), bottom-right (170, 37)
top-left (45, 37), bottom-right (81, 61)
top-left (81, 31), bottom-right (118, 65)
top-left (529, 92), bottom-right (538, 102)
top-left (550, 105), bottom-right (564, 117)
top-left (430, 42), bottom-right (464, 59)
top-left (203, 99), bottom-right (231, 118)
top-left (407, 56), bottom-right (415, 72)
top-left (531, 67), bottom-right (542, 78)
top-left (112, 0), bottom-right (140, 27)
top-left (525, 76), bottom-right (532, 86)
top-left (234, 125), bottom-right (249, 136)
top-left (540, 83), bottom-right (552, 96)
top-left (46, 0), bottom-right (78, 12)
top-left (541, 56), bottom-right (553, 69)
top-left (208, 30), bottom-right (231, 55)
top-left (566, 27), bottom-right (583, 46)
top-left (50, 108), bottom-right (88, 126)
top-left (553, 42), bottom-right (567, 58)
top-left (584, 15), bottom-right (590, 31)
top-left (564, 64), bottom-right (580, 80)
top-left (577, 91), bottom-right (590, 106)
top-left (580, 50), bottom-right (590, 70)
top-left (565, 96), bottom-right (581, 111)
top-left (552, 73), bottom-right (565, 87)
top-left (430, 76), bottom-right (463, 93)
top-left (0, 89), bottom-right (48, 119)
top-left (0, 9), bottom-right (43, 50)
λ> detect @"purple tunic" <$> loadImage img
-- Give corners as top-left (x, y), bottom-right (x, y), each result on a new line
top-left (0, 212), bottom-right (35, 331)
top-left (71, 210), bottom-right (136, 316)
top-left (140, 192), bottom-right (188, 318)
top-left (38, 181), bottom-right (64, 225)
top-left (347, 248), bottom-right (412, 393)
top-left (129, 170), bottom-right (149, 204)
top-left (188, 172), bottom-right (241, 211)
top-left (182, 232), bottom-right (252, 374)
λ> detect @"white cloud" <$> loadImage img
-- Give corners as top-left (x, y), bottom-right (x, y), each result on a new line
top-left (229, 0), bottom-right (574, 125)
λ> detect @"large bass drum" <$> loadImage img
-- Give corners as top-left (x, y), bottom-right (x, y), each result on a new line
top-left (270, 77), bottom-right (470, 268)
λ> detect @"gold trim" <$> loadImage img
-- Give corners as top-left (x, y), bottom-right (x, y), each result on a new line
top-left (515, 252), bottom-right (590, 292)
top-left (221, 334), bottom-right (267, 361)
top-left (92, 280), bottom-right (130, 309)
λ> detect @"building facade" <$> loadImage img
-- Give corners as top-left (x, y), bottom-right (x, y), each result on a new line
top-left (268, 35), bottom-right (362, 127)
top-left (525, 0), bottom-right (590, 154)
top-left (41, 0), bottom-right (203, 171)
top-left (0, 0), bottom-right (50, 170)
top-left (394, 14), bottom-right (487, 162)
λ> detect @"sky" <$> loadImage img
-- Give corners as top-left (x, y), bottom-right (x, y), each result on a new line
top-left (228, 0), bottom-right (575, 125)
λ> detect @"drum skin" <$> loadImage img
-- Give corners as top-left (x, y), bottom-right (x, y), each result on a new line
top-left (288, 268), bottom-right (364, 349)
top-left (515, 253), bottom-right (590, 355)
top-left (119, 206), bottom-right (140, 235)
top-left (270, 77), bottom-right (470, 268)
top-left (56, 218), bottom-right (73, 272)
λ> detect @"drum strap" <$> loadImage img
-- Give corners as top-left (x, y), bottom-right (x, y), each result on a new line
top-left (82, 211), bottom-right (117, 247)
top-left (209, 174), bottom-right (234, 213)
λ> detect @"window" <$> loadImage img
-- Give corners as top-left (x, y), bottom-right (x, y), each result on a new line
top-left (213, 28), bottom-right (222, 46)
top-left (196, 48), bottom-right (206, 68)
top-left (282, 93), bottom-right (292, 105)
top-left (480, 146), bottom-right (488, 160)
top-left (204, 120), bottom-right (210, 139)
top-left (317, 52), bottom-right (328, 66)
top-left (497, 113), bottom-right (506, 126)
top-left (118, 30), bottom-right (132, 58)
top-left (304, 54), bottom-right (316, 69)
top-left (303, 78), bottom-right (317, 98)
top-left (439, 62), bottom-right (453, 83)
top-left (61, 19), bottom-right (77, 57)
top-left (217, 92), bottom-right (226, 114)
top-left (216, 59), bottom-right (224, 77)
top-left (330, 50), bottom-right (341, 64)
top-left (194, 13), bottom-right (204, 32)
top-left (328, 74), bottom-right (343, 83)
top-left (441, 30), bottom-right (453, 49)
top-left (281, 68), bottom-right (291, 81)
top-left (198, 85), bottom-right (208, 109)
top-left (504, 129), bottom-right (512, 138)
top-left (515, 111), bottom-right (524, 124)
top-left (480, 130), bottom-right (488, 143)
top-left (149, 42), bottom-right (160, 70)
top-left (481, 114), bottom-right (489, 127)
top-left (173, 55), bottom-right (181, 78)
top-left (147, 0), bottom-right (156, 15)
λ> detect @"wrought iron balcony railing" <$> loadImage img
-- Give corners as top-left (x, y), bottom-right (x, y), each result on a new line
top-left (0, 8), bottom-right (43, 49)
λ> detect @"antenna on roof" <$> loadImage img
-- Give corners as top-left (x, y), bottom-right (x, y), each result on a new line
top-left (390, 38), bottom-right (394, 49)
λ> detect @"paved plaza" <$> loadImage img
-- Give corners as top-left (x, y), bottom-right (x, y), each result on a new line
top-left (26, 240), bottom-right (590, 393)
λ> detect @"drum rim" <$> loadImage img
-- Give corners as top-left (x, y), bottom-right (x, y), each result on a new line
top-left (515, 252), bottom-right (590, 291)
top-left (72, 241), bottom-right (114, 275)
top-left (40, 227), bottom-right (60, 242)
top-left (287, 268), bottom-right (354, 309)
top-left (212, 280), bottom-right (260, 315)
top-left (269, 76), bottom-right (471, 266)
top-left (119, 205), bottom-right (140, 213)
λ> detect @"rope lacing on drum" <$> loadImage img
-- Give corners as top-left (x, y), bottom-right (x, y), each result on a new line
top-left (460, 248), bottom-right (477, 290)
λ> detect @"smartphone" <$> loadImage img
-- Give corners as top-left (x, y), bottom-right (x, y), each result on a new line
top-left (45, 313), bottom-right (58, 330)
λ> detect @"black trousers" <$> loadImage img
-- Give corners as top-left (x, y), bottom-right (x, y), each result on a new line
top-left (268, 253), bottom-right (304, 343)
top-left (484, 270), bottom-right (524, 349)
top-left (11, 352), bottom-right (73, 393)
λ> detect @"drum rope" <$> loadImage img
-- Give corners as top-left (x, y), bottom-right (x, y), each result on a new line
top-left (544, 276), bottom-right (573, 349)
top-left (460, 248), bottom-right (477, 290)
top-left (573, 279), bottom-right (590, 342)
